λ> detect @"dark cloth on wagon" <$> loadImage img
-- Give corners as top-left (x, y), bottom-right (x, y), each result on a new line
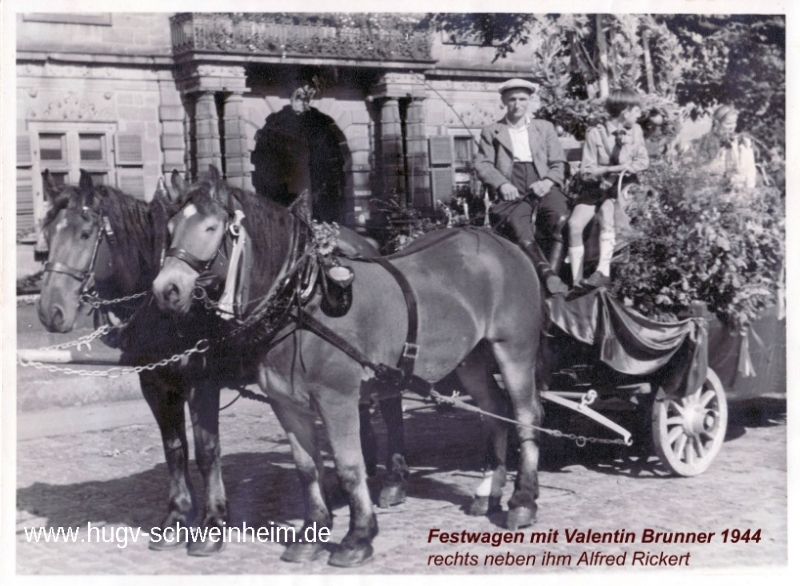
top-left (546, 288), bottom-right (708, 397)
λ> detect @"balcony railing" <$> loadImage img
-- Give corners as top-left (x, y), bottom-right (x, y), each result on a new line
top-left (171, 13), bottom-right (432, 62)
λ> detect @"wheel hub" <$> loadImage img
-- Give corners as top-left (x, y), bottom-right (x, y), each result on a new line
top-left (683, 400), bottom-right (716, 437)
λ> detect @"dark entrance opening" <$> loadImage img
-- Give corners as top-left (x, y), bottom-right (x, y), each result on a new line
top-left (251, 98), bottom-right (347, 225)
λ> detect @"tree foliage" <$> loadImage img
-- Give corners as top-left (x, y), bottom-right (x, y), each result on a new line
top-left (421, 13), bottom-right (784, 149)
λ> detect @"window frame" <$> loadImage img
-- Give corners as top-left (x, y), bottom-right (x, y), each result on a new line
top-left (27, 122), bottom-right (118, 235)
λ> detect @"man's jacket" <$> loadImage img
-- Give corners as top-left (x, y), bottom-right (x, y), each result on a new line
top-left (474, 118), bottom-right (567, 192)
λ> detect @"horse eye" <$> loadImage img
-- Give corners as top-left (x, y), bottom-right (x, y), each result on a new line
top-left (80, 231), bottom-right (92, 240)
top-left (206, 225), bottom-right (217, 232)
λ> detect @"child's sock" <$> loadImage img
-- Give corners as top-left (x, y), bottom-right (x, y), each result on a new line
top-left (597, 229), bottom-right (616, 276)
top-left (568, 245), bottom-right (584, 284)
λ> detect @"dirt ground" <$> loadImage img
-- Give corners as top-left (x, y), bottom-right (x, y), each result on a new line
top-left (15, 386), bottom-right (786, 575)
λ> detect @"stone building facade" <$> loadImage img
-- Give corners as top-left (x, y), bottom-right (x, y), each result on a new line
top-left (16, 12), bottom-right (538, 239)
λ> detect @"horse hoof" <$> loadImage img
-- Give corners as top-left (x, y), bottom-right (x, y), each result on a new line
top-left (148, 522), bottom-right (190, 551)
top-left (187, 534), bottom-right (226, 557)
top-left (148, 532), bottom-right (188, 551)
top-left (378, 484), bottom-right (406, 508)
top-left (506, 506), bottom-right (536, 530)
top-left (280, 542), bottom-right (327, 563)
top-left (328, 543), bottom-right (374, 567)
top-left (469, 495), bottom-right (502, 516)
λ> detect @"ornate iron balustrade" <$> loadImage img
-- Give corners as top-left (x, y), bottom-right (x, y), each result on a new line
top-left (171, 13), bottom-right (432, 62)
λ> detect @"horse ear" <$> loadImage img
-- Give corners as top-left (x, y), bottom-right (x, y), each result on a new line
top-left (79, 169), bottom-right (95, 207)
top-left (42, 169), bottom-right (59, 202)
top-left (168, 170), bottom-right (185, 203)
top-left (153, 176), bottom-right (169, 202)
top-left (204, 165), bottom-right (226, 206)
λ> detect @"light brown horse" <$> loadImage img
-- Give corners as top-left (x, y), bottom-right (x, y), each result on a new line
top-left (152, 167), bottom-right (545, 567)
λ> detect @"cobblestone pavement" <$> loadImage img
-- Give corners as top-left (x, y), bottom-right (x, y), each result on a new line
top-left (15, 392), bottom-right (786, 576)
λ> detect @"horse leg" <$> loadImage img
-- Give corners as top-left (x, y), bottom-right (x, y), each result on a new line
top-left (185, 381), bottom-right (227, 556)
top-left (456, 348), bottom-right (509, 516)
top-left (358, 401), bottom-right (378, 477)
top-left (491, 341), bottom-right (543, 530)
top-left (316, 390), bottom-right (377, 567)
top-left (378, 395), bottom-right (408, 508)
top-left (138, 369), bottom-right (196, 550)
top-left (261, 370), bottom-right (331, 563)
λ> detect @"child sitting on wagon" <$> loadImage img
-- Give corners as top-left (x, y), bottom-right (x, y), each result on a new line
top-left (567, 88), bottom-right (649, 289)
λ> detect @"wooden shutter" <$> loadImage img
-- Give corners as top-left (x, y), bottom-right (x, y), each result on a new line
top-left (117, 170), bottom-right (145, 199)
top-left (18, 134), bottom-right (32, 166)
top-left (115, 134), bottom-right (144, 165)
top-left (428, 136), bottom-right (453, 166)
top-left (430, 168), bottom-right (454, 202)
top-left (17, 167), bottom-right (35, 236)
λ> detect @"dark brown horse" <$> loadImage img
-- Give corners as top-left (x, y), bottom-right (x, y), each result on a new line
top-left (36, 170), bottom-right (238, 556)
top-left (152, 167), bottom-right (545, 567)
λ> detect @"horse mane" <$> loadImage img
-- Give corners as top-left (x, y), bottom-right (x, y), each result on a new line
top-left (44, 181), bottom-right (158, 293)
top-left (96, 185), bottom-right (159, 286)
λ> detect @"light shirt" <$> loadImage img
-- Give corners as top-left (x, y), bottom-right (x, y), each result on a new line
top-left (506, 115), bottom-right (533, 163)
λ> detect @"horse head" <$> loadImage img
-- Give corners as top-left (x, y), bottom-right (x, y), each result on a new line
top-left (153, 166), bottom-right (235, 315)
top-left (37, 170), bottom-right (106, 332)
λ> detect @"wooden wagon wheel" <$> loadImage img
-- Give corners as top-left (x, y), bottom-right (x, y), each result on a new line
top-left (652, 368), bottom-right (728, 477)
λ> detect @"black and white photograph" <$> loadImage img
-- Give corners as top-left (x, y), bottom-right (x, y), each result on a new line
top-left (1, 0), bottom-right (791, 581)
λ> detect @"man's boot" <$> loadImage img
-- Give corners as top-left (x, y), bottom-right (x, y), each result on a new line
top-left (521, 240), bottom-right (569, 295)
top-left (548, 239), bottom-right (565, 273)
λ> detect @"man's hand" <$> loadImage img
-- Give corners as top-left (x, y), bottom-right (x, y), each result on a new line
top-left (530, 179), bottom-right (554, 198)
top-left (498, 183), bottom-right (521, 201)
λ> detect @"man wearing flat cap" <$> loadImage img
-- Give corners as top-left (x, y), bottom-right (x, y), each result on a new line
top-left (475, 78), bottom-right (570, 295)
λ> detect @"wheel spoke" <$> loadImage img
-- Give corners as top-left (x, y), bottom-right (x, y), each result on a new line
top-left (669, 400), bottom-right (688, 418)
top-left (673, 433), bottom-right (687, 457)
top-left (666, 416), bottom-right (683, 426)
top-left (693, 436), bottom-right (707, 458)
top-left (684, 439), bottom-right (696, 465)
top-left (667, 425), bottom-right (684, 444)
top-left (699, 390), bottom-right (716, 408)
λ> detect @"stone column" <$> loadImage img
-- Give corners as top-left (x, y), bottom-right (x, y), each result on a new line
top-left (380, 98), bottom-right (405, 204)
top-left (194, 92), bottom-right (223, 175)
top-left (158, 78), bottom-right (187, 176)
top-left (405, 97), bottom-right (430, 208)
top-left (222, 92), bottom-right (252, 190)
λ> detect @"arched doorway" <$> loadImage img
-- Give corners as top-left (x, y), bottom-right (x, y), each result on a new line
top-left (251, 87), bottom-right (348, 224)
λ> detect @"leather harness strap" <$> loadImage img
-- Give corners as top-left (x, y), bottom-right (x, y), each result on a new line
top-left (293, 256), bottom-right (430, 397)
top-left (369, 257), bottom-right (420, 381)
top-left (165, 247), bottom-right (218, 274)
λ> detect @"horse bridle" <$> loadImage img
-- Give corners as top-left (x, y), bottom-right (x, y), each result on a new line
top-left (43, 206), bottom-right (115, 293)
top-left (163, 199), bottom-right (240, 276)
